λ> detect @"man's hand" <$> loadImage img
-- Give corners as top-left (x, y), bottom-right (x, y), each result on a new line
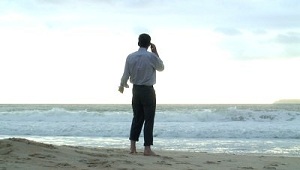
top-left (150, 43), bottom-right (156, 52)
top-left (118, 86), bottom-right (124, 93)
top-left (150, 43), bottom-right (159, 57)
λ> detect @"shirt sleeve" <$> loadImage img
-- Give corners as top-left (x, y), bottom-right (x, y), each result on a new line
top-left (152, 54), bottom-right (164, 72)
top-left (120, 57), bottom-right (130, 88)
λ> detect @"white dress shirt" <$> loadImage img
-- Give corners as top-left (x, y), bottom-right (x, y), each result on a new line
top-left (120, 48), bottom-right (164, 87)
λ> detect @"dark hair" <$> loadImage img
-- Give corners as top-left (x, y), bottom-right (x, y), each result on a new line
top-left (138, 33), bottom-right (151, 48)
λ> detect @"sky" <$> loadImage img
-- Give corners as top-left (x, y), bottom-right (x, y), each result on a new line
top-left (1, 0), bottom-right (300, 104)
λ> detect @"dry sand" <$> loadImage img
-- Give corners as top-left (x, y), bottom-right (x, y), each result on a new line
top-left (0, 138), bottom-right (299, 170)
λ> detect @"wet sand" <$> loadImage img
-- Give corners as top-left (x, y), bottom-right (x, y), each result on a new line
top-left (0, 138), bottom-right (299, 170)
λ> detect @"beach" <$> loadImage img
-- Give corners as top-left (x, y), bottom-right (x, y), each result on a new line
top-left (1, 138), bottom-right (299, 170)
top-left (1, 104), bottom-right (300, 169)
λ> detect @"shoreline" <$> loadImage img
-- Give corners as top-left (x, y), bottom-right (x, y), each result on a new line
top-left (1, 135), bottom-right (299, 157)
top-left (1, 138), bottom-right (300, 170)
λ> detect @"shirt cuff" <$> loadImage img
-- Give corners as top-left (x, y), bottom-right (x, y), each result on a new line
top-left (120, 83), bottom-right (129, 88)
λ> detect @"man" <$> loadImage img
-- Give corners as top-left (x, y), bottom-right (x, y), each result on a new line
top-left (119, 33), bottom-right (164, 156)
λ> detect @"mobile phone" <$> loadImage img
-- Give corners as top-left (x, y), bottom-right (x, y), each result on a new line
top-left (150, 43), bottom-right (154, 49)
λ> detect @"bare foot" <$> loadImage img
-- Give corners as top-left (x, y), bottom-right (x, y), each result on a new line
top-left (130, 151), bottom-right (137, 155)
top-left (130, 147), bottom-right (137, 154)
top-left (130, 140), bottom-right (137, 154)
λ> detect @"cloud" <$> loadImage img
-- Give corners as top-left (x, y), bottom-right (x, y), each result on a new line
top-left (1, 0), bottom-right (300, 60)
top-left (274, 32), bottom-right (300, 58)
top-left (175, 0), bottom-right (300, 30)
top-left (252, 29), bottom-right (267, 35)
top-left (276, 32), bottom-right (300, 44)
top-left (217, 30), bottom-right (300, 60)
top-left (214, 27), bottom-right (242, 36)
top-left (2, 0), bottom-right (300, 31)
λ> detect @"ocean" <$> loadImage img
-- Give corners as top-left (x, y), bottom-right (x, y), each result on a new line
top-left (0, 104), bottom-right (299, 157)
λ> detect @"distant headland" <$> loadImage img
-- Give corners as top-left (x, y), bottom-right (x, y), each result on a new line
top-left (273, 99), bottom-right (300, 104)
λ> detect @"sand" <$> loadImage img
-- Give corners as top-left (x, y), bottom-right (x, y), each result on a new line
top-left (0, 138), bottom-right (299, 170)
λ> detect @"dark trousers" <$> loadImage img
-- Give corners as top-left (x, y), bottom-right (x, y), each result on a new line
top-left (130, 85), bottom-right (156, 146)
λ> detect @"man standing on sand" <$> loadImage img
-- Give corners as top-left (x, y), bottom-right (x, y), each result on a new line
top-left (119, 33), bottom-right (164, 156)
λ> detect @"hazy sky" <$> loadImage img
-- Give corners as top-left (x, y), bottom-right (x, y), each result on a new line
top-left (1, 0), bottom-right (300, 104)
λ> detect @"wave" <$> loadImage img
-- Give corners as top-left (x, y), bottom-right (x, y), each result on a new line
top-left (1, 105), bottom-right (300, 123)
top-left (1, 105), bottom-right (300, 139)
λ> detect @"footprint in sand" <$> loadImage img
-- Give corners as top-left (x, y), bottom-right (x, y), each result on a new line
top-left (0, 148), bottom-right (12, 155)
top-left (238, 167), bottom-right (254, 169)
top-left (56, 163), bottom-right (74, 167)
top-left (75, 150), bottom-right (109, 158)
top-left (29, 153), bottom-right (55, 159)
top-left (263, 162), bottom-right (282, 170)
top-left (14, 157), bottom-right (31, 163)
top-left (204, 160), bottom-right (221, 164)
top-left (180, 155), bottom-right (189, 158)
top-left (162, 156), bottom-right (174, 160)
top-left (155, 160), bottom-right (172, 166)
top-left (0, 142), bottom-right (13, 155)
top-left (79, 159), bottom-right (111, 168)
top-left (263, 166), bottom-right (277, 170)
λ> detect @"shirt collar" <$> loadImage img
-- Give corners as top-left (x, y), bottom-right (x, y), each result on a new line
top-left (138, 47), bottom-right (148, 51)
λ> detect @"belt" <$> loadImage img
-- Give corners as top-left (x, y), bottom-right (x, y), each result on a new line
top-left (133, 84), bottom-right (153, 88)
